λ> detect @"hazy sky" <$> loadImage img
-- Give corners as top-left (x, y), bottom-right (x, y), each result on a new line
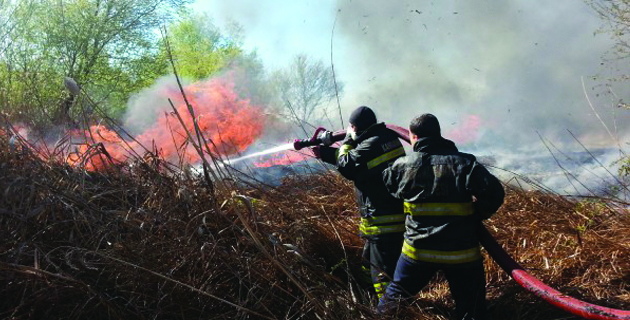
top-left (190, 0), bottom-right (630, 152)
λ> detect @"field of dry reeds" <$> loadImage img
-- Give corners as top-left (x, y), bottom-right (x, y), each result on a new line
top-left (0, 124), bottom-right (629, 320)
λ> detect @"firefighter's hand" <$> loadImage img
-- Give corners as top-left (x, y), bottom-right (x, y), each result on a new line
top-left (318, 130), bottom-right (334, 146)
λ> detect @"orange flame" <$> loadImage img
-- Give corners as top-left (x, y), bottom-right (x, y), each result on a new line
top-left (67, 78), bottom-right (266, 170)
top-left (446, 114), bottom-right (482, 145)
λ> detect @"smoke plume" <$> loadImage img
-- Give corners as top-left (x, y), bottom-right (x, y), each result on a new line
top-left (331, 0), bottom-right (630, 195)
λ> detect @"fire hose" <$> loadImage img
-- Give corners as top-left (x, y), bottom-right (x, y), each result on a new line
top-left (295, 124), bottom-right (630, 320)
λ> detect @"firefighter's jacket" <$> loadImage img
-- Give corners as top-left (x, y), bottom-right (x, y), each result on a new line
top-left (382, 136), bottom-right (504, 264)
top-left (319, 123), bottom-right (406, 240)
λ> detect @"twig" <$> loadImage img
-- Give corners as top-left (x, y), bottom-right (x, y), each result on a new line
top-left (581, 76), bottom-right (617, 146)
top-left (330, 9), bottom-right (344, 129)
top-left (87, 251), bottom-right (276, 320)
top-left (321, 205), bottom-right (356, 303)
top-left (536, 131), bottom-right (591, 196)
top-left (167, 98), bottom-right (216, 190)
top-left (162, 27), bottom-right (220, 193)
top-left (285, 100), bottom-right (313, 138)
top-left (567, 129), bottom-right (630, 194)
top-left (232, 195), bottom-right (327, 317)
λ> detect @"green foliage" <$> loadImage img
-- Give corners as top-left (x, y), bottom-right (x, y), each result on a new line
top-left (0, 0), bottom-right (191, 132)
top-left (573, 199), bottom-right (610, 233)
top-left (0, 1), bottom-right (64, 130)
top-left (162, 12), bottom-right (243, 81)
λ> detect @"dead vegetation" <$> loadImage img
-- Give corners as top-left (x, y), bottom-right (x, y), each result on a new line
top-left (0, 126), bottom-right (629, 320)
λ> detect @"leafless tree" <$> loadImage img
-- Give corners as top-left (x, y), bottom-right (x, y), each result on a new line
top-left (272, 54), bottom-right (343, 130)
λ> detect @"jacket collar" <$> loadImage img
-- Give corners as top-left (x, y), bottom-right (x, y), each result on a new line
top-left (354, 122), bottom-right (386, 143)
top-left (412, 136), bottom-right (458, 153)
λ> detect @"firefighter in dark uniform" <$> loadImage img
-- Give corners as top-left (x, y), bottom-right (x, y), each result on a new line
top-left (378, 114), bottom-right (504, 320)
top-left (315, 106), bottom-right (406, 300)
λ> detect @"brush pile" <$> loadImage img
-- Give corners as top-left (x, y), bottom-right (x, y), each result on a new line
top-left (0, 126), bottom-right (629, 320)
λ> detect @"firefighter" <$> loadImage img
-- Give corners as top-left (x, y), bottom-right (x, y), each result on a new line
top-left (314, 106), bottom-right (406, 301)
top-left (377, 114), bottom-right (504, 319)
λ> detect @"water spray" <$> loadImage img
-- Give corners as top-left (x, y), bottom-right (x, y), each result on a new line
top-left (222, 143), bottom-right (295, 166)
top-left (222, 127), bottom-right (348, 166)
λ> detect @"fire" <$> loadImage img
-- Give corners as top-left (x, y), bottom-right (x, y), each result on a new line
top-left (446, 114), bottom-right (482, 145)
top-left (66, 78), bottom-right (266, 170)
top-left (66, 125), bottom-right (127, 168)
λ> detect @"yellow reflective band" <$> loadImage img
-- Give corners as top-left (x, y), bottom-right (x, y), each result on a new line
top-left (374, 282), bottom-right (390, 298)
top-left (336, 144), bottom-right (354, 159)
top-left (360, 224), bottom-right (406, 236)
top-left (367, 147), bottom-right (405, 169)
top-left (404, 202), bottom-right (473, 216)
top-left (360, 214), bottom-right (406, 227)
top-left (402, 242), bottom-right (481, 264)
top-left (373, 282), bottom-right (390, 293)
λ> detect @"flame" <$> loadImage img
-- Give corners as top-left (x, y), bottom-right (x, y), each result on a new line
top-left (254, 150), bottom-right (311, 168)
top-left (13, 124), bottom-right (29, 140)
top-left (65, 78), bottom-right (266, 170)
top-left (446, 114), bottom-right (482, 145)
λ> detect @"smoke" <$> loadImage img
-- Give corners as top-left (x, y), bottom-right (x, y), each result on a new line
top-left (333, 1), bottom-right (630, 143)
top-left (124, 76), bottom-right (189, 135)
top-left (125, 1), bottom-right (630, 194)
top-left (328, 0), bottom-right (630, 195)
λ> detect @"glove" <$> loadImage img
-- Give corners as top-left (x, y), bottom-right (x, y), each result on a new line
top-left (311, 145), bottom-right (321, 158)
top-left (318, 130), bottom-right (334, 146)
top-left (337, 144), bottom-right (354, 158)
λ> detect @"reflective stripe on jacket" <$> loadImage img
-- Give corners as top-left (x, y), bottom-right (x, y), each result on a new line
top-left (359, 214), bottom-right (406, 236)
top-left (402, 241), bottom-right (481, 264)
top-left (404, 202), bottom-right (473, 216)
top-left (382, 136), bottom-right (505, 260)
top-left (319, 123), bottom-right (406, 240)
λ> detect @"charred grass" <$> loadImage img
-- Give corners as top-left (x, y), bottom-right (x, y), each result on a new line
top-left (0, 131), bottom-right (628, 320)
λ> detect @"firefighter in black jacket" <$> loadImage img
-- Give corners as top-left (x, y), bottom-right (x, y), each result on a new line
top-left (315, 106), bottom-right (406, 300)
top-left (378, 114), bottom-right (504, 319)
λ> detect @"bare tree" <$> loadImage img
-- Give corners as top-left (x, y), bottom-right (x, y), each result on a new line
top-left (272, 54), bottom-right (343, 130)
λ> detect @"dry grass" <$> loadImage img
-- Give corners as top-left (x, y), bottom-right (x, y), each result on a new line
top-left (0, 126), bottom-right (628, 320)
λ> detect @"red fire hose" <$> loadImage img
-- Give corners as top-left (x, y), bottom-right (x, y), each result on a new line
top-left (384, 124), bottom-right (630, 320)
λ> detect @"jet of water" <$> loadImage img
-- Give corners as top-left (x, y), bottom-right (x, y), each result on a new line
top-left (223, 143), bottom-right (295, 165)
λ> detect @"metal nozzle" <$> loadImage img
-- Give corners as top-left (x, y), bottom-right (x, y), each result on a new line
top-left (293, 138), bottom-right (320, 150)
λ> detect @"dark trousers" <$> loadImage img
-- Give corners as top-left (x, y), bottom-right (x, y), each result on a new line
top-left (379, 255), bottom-right (486, 320)
top-left (363, 233), bottom-right (404, 298)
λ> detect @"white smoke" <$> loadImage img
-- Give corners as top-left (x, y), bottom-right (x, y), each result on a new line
top-left (123, 76), bottom-right (190, 135)
top-left (330, 0), bottom-right (630, 196)
top-left (185, 1), bottom-right (630, 195)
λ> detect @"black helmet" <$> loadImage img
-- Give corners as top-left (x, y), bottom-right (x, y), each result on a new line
top-left (349, 106), bottom-right (377, 132)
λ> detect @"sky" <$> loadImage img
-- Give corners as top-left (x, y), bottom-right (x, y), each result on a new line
top-left (187, 0), bottom-right (630, 193)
